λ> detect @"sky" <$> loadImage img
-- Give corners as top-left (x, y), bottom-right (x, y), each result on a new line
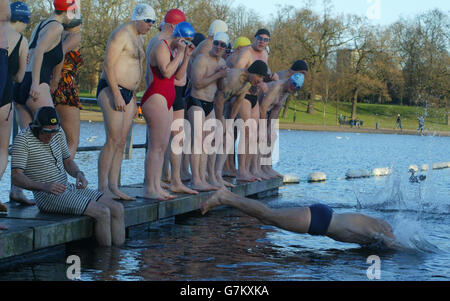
top-left (233, 0), bottom-right (450, 26)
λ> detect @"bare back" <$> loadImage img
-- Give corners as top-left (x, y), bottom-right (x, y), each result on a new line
top-left (101, 23), bottom-right (145, 91)
top-left (260, 80), bottom-right (285, 113)
top-left (219, 68), bottom-right (251, 101)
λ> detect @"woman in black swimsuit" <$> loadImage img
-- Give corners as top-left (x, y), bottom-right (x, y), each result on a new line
top-left (1, 1), bottom-right (32, 206)
top-left (17, 0), bottom-right (77, 119)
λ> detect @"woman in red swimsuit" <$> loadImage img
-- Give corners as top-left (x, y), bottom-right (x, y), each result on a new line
top-left (142, 22), bottom-right (195, 200)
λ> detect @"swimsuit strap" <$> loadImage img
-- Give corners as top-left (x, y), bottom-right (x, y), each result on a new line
top-left (162, 40), bottom-right (173, 58)
top-left (30, 20), bottom-right (60, 50)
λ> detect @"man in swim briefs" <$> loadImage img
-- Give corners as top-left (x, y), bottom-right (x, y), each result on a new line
top-left (188, 32), bottom-right (230, 191)
top-left (201, 188), bottom-right (398, 249)
top-left (233, 29), bottom-right (279, 182)
top-left (97, 4), bottom-right (155, 201)
top-left (213, 60), bottom-right (268, 187)
top-left (257, 73), bottom-right (306, 179)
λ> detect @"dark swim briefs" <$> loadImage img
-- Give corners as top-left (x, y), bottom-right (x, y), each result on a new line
top-left (96, 78), bottom-right (134, 105)
top-left (186, 96), bottom-right (214, 117)
top-left (173, 85), bottom-right (186, 112)
top-left (244, 94), bottom-right (258, 109)
top-left (308, 204), bottom-right (334, 236)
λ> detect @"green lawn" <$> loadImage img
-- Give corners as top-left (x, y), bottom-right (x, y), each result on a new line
top-left (279, 99), bottom-right (450, 132)
top-left (79, 90), bottom-right (450, 132)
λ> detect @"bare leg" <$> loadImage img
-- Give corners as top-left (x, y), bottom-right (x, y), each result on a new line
top-left (97, 89), bottom-right (135, 201)
top-left (169, 109), bottom-right (198, 195)
top-left (237, 100), bottom-right (258, 182)
top-left (55, 104), bottom-right (80, 160)
top-left (143, 95), bottom-right (175, 200)
top-left (97, 195), bottom-right (125, 246)
top-left (201, 188), bottom-right (310, 233)
top-left (188, 106), bottom-right (217, 192)
top-left (83, 200), bottom-right (112, 247)
top-left (0, 103), bottom-right (13, 180)
top-left (9, 103), bottom-right (35, 205)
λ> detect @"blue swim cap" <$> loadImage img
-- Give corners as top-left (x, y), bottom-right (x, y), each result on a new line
top-left (10, 1), bottom-right (30, 24)
top-left (290, 73), bottom-right (305, 90)
top-left (173, 21), bottom-right (195, 39)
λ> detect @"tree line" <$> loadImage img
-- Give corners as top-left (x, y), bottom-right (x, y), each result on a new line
top-left (19, 0), bottom-right (450, 122)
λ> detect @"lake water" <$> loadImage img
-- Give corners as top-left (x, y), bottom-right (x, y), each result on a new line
top-left (0, 122), bottom-right (449, 281)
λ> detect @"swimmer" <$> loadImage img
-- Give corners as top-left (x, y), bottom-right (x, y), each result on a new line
top-left (97, 4), bottom-right (155, 201)
top-left (226, 36), bottom-right (251, 68)
top-left (144, 9), bottom-right (190, 192)
top-left (16, 0), bottom-right (77, 116)
top-left (188, 32), bottom-right (230, 191)
top-left (201, 188), bottom-right (398, 249)
top-left (190, 19), bottom-right (228, 63)
top-left (213, 60), bottom-right (268, 187)
top-left (52, 17), bottom-right (83, 160)
top-left (0, 0), bottom-right (9, 229)
top-left (1, 2), bottom-right (34, 207)
top-left (233, 29), bottom-right (279, 183)
top-left (276, 59), bottom-right (309, 80)
top-left (141, 21), bottom-right (195, 200)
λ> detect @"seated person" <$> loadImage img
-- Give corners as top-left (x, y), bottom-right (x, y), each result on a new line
top-left (11, 107), bottom-right (125, 246)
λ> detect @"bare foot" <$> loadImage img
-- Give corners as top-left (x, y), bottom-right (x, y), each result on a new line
top-left (191, 181), bottom-right (219, 192)
top-left (236, 172), bottom-right (258, 182)
top-left (159, 189), bottom-right (177, 200)
top-left (180, 171), bottom-right (192, 182)
top-left (110, 187), bottom-right (137, 201)
top-left (0, 202), bottom-right (8, 213)
top-left (253, 169), bottom-right (271, 180)
top-left (160, 181), bottom-right (170, 189)
top-left (170, 183), bottom-right (199, 195)
top-left (200, 188), bottom-right (227, 215)
top-left (143, 191), bottom-right (170, 201)
top-left (9, 192), bottom-right (35, 206)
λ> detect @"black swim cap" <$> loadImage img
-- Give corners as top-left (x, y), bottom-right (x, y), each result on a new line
top-left (192, 32), bottom-right (206, 47)
top-left (247, 60), bottom-right (268, 77)
top-left (291, 60), bottom-right (308, 72)
top-left (255, 28), bottom-right (270, 37)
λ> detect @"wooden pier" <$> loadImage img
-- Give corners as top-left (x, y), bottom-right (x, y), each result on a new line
top-left (0, 178), bottom-right (282, 262)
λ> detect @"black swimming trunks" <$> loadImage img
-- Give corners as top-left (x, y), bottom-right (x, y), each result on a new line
top-left (308, 204), bottom-right (334, 236)
top-left (0, 48), bottom-right (9, 108)
top-left (244, 94), bottom-right (258, 109)
top-left (96, 78), bottom-right (134, 105)
top-left (186, 96), bottom-right (214, 117)
top-left (173, 85), bottom-right (186, 112)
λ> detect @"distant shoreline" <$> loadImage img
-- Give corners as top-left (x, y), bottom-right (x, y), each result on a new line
top-left (79, 110), bottom-right (450, 137)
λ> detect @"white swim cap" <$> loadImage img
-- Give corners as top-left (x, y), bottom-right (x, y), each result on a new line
top-left (132, 3), bottom-right (156, 21)
top-left (208, 20), bottom-right (228, 36)
top-left (213, 32), bottom-right (230, 45)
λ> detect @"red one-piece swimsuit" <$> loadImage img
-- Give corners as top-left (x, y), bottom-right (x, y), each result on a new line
top-left (142, 40), bottom-right (176, 110)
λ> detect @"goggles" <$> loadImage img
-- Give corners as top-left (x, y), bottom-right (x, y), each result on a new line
top-left (256, 36), bottom-right (270, 43)
top-left (213, 40), bottom-right (228, 48)
top-left (143, 19), bottom-right (156, 24)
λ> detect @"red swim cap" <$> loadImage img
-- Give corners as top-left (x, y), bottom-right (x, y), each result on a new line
top-left (164, 9), bottom-right (186, 25)
top-left (54, 0), bottom-right (77, 11)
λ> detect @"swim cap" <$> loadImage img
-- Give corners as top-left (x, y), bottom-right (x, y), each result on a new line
top-left (192, 32), bottom-right (206, 47)
top-left (63, 16), bottom-right (82, 29)
top-left (173, 21), bottom-right (195, 39)
top-left (10, 2), bottom-right (30, 24)
top-left (53, 0), bottom-right (77, 11)
top-left (213, 32), bottom-right (230, 45)
top-left (291, 60), bottom-right (308, 72)
top-left (132, 3), bottom-right (156, 21)
top-left (164, 9), bottom-right (186, 25)
top-left (290, 73), bottom-right (305, 90)
top-left (247, 60), bottom-right (268, 77)
top-left (208, 20), bottom-right (228, 37)
top-left (233, 36), bottom-right (251, 49)
top-left (255, 28), bottom-right (270, 37)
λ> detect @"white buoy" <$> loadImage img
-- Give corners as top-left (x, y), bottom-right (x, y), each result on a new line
top-left (421, 164), bottom-right (429, 171)
top-left (433, 162), bottom-right (449, 170)
top-left (346, 169), bottom-right (371, 179)
top-left (308, 172), bottom-right (327, 183)
top-left (408, 165), bottom-right (419, 173)
top-left (373, 167), bottom-right (391, 177)
top-left (283, 174), bottom-right (300, 184)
